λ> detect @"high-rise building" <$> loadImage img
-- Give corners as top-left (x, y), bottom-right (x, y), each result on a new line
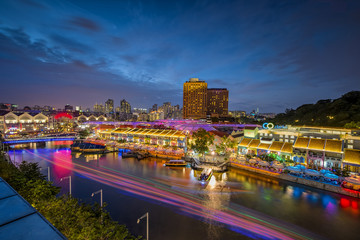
top-left (150, 104), bottom-right (158, 112)
top-left (207, 88), bottom-right (229, 116)
top-left (183, 78), bottom-right (208, 119)
top-left (105, 99), bottom-right (114, 114)
top-left (120, 99), bottom-right (131, 114)
top-left (64, 104), bottom-right (73, 112)
top-left (93, 103), bottom-right (105, 113)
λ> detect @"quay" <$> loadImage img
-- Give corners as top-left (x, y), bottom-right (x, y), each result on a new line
top-left (230, 162), bottom-right (360, 198)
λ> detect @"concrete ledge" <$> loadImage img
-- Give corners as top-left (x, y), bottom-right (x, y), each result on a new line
top-left (231, 163), bottom-right (360, 198)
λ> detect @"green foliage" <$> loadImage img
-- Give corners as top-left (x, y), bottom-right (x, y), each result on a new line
top-left (272, 91), bottom-right (360, 127)
top-left (0, 157), bottom-right (138, 240)
top-left (189, 128), bottom-right (214, 156)
top-left (78, 129), bottom-right (91, 139)
top-left (344, 121), bottom-right (360, 129)
top-left (215, 136), bottom-right (237, 155)
top-left (34, 197), bottom-right (139, 240)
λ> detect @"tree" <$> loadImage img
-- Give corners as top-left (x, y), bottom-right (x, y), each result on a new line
top-left (215, 136), bottom-right (237, 156)
top-left (189, 128), bottom-right (214, 159)
top-left (78, 129), bottom-right (91, 139)
top-left (0, 157), bottom-right (139, 240)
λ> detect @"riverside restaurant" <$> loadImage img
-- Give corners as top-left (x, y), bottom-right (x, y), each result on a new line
top-left (99, 128), bottom-right (187, 148)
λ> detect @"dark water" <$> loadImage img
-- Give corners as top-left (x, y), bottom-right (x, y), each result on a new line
top-left (9, 141), bottom-right (360, 240)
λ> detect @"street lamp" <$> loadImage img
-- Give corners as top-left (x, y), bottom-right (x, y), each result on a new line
top-left (137, 212), bottom-right (149, 240)
top-left (91, 189), bottom-right (103, 208)
top-left (91, 189), bottom-right (103, 223)
top-left (60, 176), bottom-right (71, 196)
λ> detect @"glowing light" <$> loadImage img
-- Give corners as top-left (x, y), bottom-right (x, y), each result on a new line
top-left (25, 149), bottom-right (313, 240)
top-left (54, 112), bottom-right (73, 120)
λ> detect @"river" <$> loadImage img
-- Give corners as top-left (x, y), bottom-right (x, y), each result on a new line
top-left (8, 141), bottom-right (360, 240)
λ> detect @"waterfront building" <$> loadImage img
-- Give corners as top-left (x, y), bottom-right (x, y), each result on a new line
top-left (99, 128), bottom-right (186, 148)
top-left (77, 114), bottom-right (107, 123)
top-left (183, 78), bottom-right (208, 119)
top-left (0, 111), bottom-right (49, 133)
top-left (207, 88), bottom-right (229, 116)
top-left (105, 99), bottom-right (114, 114)
top-left (343, 149), bottom-right (360, 173)
top-left (238, 125), bottom-right (360, 172)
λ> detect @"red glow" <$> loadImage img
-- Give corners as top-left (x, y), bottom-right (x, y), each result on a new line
top-left (351, 201), bottom-right (358, 209)
top-left (54, 112), bottom-right (73, 120)
top-left (340, 198), bottom-right (350, 208)
top-left (51, 140), bottom-right (74, 145)
top-left (53, 150), bottom-right (73, 178)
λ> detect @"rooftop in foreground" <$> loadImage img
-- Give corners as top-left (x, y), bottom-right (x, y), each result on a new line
top-left (0, 178), bottom-right (66, 240)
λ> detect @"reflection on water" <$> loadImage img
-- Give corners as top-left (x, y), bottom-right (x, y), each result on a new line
top-left (9, 141), bottom-right (360, 240)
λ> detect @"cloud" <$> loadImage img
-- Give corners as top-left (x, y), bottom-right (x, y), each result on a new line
top-left (49, 33), bottom-right (94, 54)
top-left (67, 16), bottom-right (101, 32)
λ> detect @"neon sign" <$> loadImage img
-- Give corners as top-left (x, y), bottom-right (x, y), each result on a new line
top-left (262, 123), bottom-right (287, 129)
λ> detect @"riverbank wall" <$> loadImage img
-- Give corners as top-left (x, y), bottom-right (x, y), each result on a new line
top-left (230, 163), bottom-right (360, 198)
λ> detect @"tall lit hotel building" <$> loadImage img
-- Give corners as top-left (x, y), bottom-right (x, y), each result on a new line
top-left (183, 78), bottom-right (207, 119)
top-left (207, 88), bottom-right (229, 116)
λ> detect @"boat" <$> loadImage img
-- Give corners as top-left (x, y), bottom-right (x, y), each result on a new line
top-left (342, 175), bottom-right (360, 191)
top-left (122, 151), bottom-right (138, 158)
top-left (70, 140), bottom-right (82, 151)
top-left (122, 150), bottom-right (149, 160)
top-left (164, 160), bottom-right (187, 167)
top-left (198, 168), bottom-right (213, 183)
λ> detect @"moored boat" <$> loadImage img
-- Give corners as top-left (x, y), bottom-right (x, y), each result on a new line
top-left (342, 175), bottom-right (360, 191)
top-left (164, 160), bottom-right (187, 167)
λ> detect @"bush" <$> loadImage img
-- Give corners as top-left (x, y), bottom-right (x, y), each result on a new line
top-left (0, 157), bottom-right (139, 240)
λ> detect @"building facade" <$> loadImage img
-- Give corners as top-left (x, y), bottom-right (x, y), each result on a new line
top-left (207, 88), bottom-right (229, 116)
top-left (120, 99), bottom-right (131, 114)
top-left (105, 99), bottom-right (114, 114)
top-left (183, 78), bottom-right (208, 119)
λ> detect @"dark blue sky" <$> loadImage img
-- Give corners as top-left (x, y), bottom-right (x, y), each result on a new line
top-left (1, 0), bottom-right (360, 113)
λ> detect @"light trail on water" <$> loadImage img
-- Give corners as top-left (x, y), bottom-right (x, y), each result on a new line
top-left (26, 149), bottom-right (316, 240)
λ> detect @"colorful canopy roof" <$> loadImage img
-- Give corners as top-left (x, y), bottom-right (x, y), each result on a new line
top-left (308, 138), bottom-right (325, 151)
top-left (268, 141), bottom-right (284, 151)
top-left (239, 138), bottom-right (252, 147)
top-left (343, 149), bottom-right (360, 165)
top-left (104, 128), bottom-right (186, 139)
top-left (281, 143), bottom-right (293, 153)
top-left (248, 139), bottom-right (260, 148)
top-left (324, 139), bottom-right (343, 153)
top-left (293, 137), bottom-right (310, 149)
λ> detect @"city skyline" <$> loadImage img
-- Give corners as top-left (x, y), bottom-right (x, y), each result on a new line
top-left (1, 0), bottom-right (360, 113)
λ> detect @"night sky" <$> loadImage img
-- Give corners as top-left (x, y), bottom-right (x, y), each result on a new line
top-left (1, 0), bottom-right (360, 113)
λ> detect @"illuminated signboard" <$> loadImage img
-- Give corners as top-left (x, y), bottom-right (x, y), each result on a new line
top-left (262, 123), bottom-right (287, 130)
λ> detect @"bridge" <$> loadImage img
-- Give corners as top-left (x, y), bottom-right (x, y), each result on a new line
top-left (3, 136), bottom-right (75, 144)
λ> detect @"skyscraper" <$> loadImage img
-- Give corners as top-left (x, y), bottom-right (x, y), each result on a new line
top-left (93, 103), bottom-right (105, 113)
top-left (183, 78), bottom-right (208, 119)
top-left (120, 99), bottom-right (131, 114)
top-left (105, 99), bottom-right (114, 113)
top-left (207, 88), bottom-right (229, 116)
